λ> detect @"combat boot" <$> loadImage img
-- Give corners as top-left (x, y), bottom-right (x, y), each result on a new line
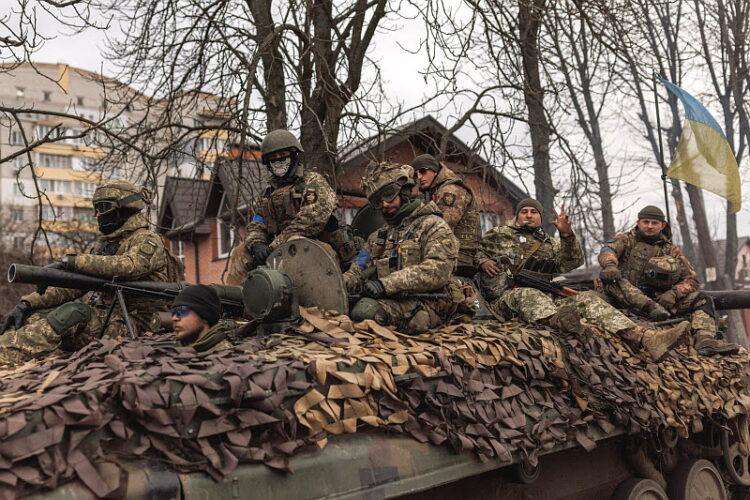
top-left (643, 301), bottom-right (670, 322)
top-left (694, 333), bottom-right (740, 356)
top-left (633, 321), bottom-right (689, 362)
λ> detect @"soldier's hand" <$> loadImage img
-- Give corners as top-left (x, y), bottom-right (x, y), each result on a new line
top-left (657, 289), bottom-right (677, 311)
top-left (599, 266), bottom-right (621, 284)
top-left (480, 260), bottom-right (501, 277)
top-left (551, 206), bottom-right (573, 237)
top-left (0, 301), bottom-right (32, 335)
top-left (362, 280), bottom-right (386, 299)
top-left (251, 242), bottom-right (272, 265)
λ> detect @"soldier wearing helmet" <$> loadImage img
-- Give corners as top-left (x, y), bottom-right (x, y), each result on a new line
top-left (0, 180), bottom-right (182, 365)
top-left (342, 161), bottom-right (463, 334)
top-left (598, 205), bottom-right (738, 356)
top-left (232, 129), bottom-right (337, 279)
top-left (411, 154), bottom-right (481, 276)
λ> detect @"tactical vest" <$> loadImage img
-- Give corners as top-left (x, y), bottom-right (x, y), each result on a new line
top-left (259, 181), bottom-right (306, 236)
top-left (369, 227), bottom-right (421, 280)
top-left (619, 238), bottom-right (667, 289)
top-left (427, 178), bottom-right (481, 268)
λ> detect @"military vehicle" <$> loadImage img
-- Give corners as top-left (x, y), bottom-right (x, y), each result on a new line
top-left (1, 238), bottom-right (749, 500)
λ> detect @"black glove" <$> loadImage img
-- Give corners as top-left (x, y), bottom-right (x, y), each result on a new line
top-left (599, 266), bottom-right (621, 284)
top-left (362, 280), bottom-right (386, 299)
top-left (0, 302), bottom-right (32, 335)
top-left (37, 261), bottom-right (66, 295)
top-left (251, 242), bottom-right (272, 265)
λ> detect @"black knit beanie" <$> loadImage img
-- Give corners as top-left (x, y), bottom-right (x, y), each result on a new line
top-left (515, 198), bottom-right (544, 216)
top-left (637, 205), bottom-right (666, 222)
top-left (172, 284), bottom-right (221, 326)
top-left (410, 154), bottom-right (442, 173)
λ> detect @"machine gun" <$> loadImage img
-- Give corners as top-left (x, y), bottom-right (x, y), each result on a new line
top-left (512, 270), bottom-right (579, 298)
top-left (7, 264), bottom-right (244, 340)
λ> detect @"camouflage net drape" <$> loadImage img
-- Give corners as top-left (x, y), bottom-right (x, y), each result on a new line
top-left (0, 307), bottom-right (748, 498)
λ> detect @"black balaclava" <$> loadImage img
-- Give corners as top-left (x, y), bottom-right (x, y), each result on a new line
top-left (98, 207), bottom-right (138, 235)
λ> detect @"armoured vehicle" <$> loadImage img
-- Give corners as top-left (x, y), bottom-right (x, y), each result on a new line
top-left (2, 238), bottom-right (750, 500)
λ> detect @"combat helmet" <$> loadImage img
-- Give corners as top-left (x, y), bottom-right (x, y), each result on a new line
top-left (261, 129), bottom-right (304, 180)
top-left (361, 162), bottom-right (415, 205)
top-left (642, 256), bottom-right (681, 291)
top-left (92, 180), bottom-right (148, 214)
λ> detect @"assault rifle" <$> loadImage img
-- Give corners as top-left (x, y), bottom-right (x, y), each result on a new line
top-left (511, 270), bottom-right (579, 298)
top-left (7, 264), bottom-right (244, 340)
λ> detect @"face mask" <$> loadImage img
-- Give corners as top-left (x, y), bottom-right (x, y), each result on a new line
top-left (97, 207), bottom-right (134, 235)
top-left (270, 157), bottom-right (292, 178)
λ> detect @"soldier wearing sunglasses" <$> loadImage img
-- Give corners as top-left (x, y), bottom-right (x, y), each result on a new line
top-left (171, 285), bottom-right (231, 353)
top-left (0, 180), bottom-right (181, 365)
top-left (411, 154), bottom-right (481, 277)
top-left (343, 161), bottom-right (463, 334)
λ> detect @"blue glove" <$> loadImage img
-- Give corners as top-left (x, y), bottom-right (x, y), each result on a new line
top-left (353, 248), bottom-right (371, 270)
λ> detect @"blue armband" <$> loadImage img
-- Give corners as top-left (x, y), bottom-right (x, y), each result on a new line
top-left (601, 246), bottom-right (615, 252)
top-left (353, 248), bottom-right (371, 270)
top-left (251, 214), bottom-right (266, 224)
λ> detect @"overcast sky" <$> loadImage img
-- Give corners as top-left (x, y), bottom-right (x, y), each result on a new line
top-left (19, 8), bottom-right (750, 245)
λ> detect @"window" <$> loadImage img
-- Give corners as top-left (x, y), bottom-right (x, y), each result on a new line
top-left (172, 239), bottom-right (185, 264)
top-left (11, 209), bottom-right (23, 223)
top-left (74, 181), bottom-right (97, 197)
top-left (43, 91), bottom-right (51, 101)
top-left (12, 182), bottom-right (23, 196)
top-left (16, 88), bottom-right (24, 98)
top-left (74, 156), bottom-right (99, 171)
top-left (216, 192), bottom-right (235, 258)
top-left (37, 153), bottom-right (72, 169)
top-left (77, 97), bottom-right (84, 106)
top-left (41, 205), bottom-right (73, 221)
top-left (34, 125), bottom-right (65, 141)
top-left (38, 179), bottom-right (73, 195)
top-left (10, 129), bottom-right (24, 145)
top-left (13, 236), bottom-right (25, 248)
top-left (73, 206), bottom-right (96, 222)
top-left (13, 157), bottom-right (25, 170)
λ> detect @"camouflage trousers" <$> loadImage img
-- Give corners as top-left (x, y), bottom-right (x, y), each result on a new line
top-left (352, 295), bottom-right (458, 334)
top-left (601, 279), bottom-right (716, 335)
top-left (0, 306), bottom-right (128, 366)
top-left (488, 288), bottom-right (635, 336)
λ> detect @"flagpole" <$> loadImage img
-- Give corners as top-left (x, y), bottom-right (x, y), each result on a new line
top-left (652, 72), bottom-right (672, 226)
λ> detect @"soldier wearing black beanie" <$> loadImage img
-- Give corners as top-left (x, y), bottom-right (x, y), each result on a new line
top-left (172, 284), bottom-right (222, 326)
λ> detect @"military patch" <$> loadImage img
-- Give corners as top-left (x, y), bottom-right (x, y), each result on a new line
top-left (138, 239), bottom-right (158, 257)
top-left (439, 193), bottom-right (456, 208)
top-left (304, 186), bottom-right (318, 203)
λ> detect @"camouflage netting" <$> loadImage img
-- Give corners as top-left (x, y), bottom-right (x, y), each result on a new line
top-left (0, 307), bottom-right (748, 498)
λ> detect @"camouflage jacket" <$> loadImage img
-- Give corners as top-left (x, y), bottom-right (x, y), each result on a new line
top-left (244, 169), bottom-right (337, 250)
top-left (343, 201), bottom-right (459, 295)
top-left (421, 166), bottom-right (481, 268)
top-left (181, 320), bottom-right (233, 353)
top-left (475, 219), bottom-right (584, 274)
top-left (22, 213), bottom-right (180, 321)
top-left (598, 227), bottom-right (699, 298)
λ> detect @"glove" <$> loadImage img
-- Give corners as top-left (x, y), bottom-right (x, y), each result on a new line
top-left (658, 289), bottom-right (677, 310)
top-left (362, 280), bottom-right (386, 299)
top-left (599, 266), bottom-right (621, 284)
top-left (353, 249), bottom-right (371, 271)
top-left (37, 261), bottom-right (66, 295)
top-left (251, 242), bottom-right (272, 265)
top-left (0, 302), bottom-right (32, 335)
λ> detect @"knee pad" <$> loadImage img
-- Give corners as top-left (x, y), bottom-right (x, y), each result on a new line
top-left (350, 298), bottom-right (383, 322)
top-left (47, 302), bottom-right (92, 336)
top-left (691, 292), bottom-right (717, 318)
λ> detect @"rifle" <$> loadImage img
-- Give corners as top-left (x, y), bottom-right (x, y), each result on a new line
top-left (512, 270), bottom-right (579, 298)
top-left (7, 264), bottom-right (243, 339)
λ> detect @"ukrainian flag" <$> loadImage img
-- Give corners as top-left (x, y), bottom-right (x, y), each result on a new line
top-left (660, 78), bottom-right (742, 213)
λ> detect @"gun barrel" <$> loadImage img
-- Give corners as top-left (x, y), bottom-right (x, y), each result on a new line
top-left (705, 290), bottom-right (750, 311)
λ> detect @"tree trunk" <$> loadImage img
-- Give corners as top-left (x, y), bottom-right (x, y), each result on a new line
top-left (518, 0), bottom-right (556, 233)
top-left (684, 184), bottom-right (726, 289)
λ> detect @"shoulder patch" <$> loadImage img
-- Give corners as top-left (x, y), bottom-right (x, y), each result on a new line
top-left (439, 192), bottom-right (456, 208)
top-left (303, 186), bottom-right (318, 204)
top-left (138, 239), bottom-right (158, 257)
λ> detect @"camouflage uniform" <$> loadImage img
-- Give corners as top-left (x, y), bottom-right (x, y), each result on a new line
top-left (344, 200), bottom-right (462, 334)
top-left (420, 166), bottom-right (481, 273)
top-left (598, 227), bottom-right (715, 336)
top-left (0, 212), bottom-right (180, 365)
top-left (180, 320), bottom-right (233, 353)
top-left (475, 219), bottom-right (637, 336)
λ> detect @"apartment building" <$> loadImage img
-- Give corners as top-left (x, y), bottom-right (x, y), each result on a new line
top-left (0, 63), bottom-right (230, 257)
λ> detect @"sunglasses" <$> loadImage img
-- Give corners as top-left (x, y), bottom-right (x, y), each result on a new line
top-left (369, 182), bottom-right (402, 208)
top-left (171, 305), bottom-right (192, 319)
top-left (415, 168), bottom-right (431, 176)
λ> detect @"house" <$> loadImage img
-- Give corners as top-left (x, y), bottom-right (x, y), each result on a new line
top-left (158, 117), bottom-right (527, 284)
top-left (336, 115), bottom-right (527, 233)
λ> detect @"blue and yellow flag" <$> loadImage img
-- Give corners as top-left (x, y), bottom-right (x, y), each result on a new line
top-left (660, 78), bottom-right (742, 213)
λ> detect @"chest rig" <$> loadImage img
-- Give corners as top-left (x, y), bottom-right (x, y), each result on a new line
top-left (511, 229), bottom-right (557, 280)
top-left (620, 238), bottom-right (666, 289)
top-left (369, 225), bottom-right (421, 280)
top-left (259, 182), bottom-right (306, 235)
top-left (427, 178), bottom-right (481, 266)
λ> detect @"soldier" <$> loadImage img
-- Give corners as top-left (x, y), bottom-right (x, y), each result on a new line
top-left (171, 285), bottom-right (232, 353)
top-left (598, 205), bottom-right (737, 356)
top-left (228, 129), bottom-right (337, 284)
top-left (476, 198), bottom-right (688, 362)
top-left (412, 154), bottom-right (481, 276)
top-left (0, 180), bottom-right (181, 365)
top-left (343, 161), bottom-right (463, 334)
